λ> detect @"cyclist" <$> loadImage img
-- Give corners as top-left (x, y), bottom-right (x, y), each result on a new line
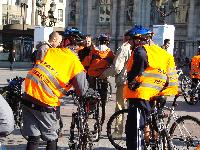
top-left (82, 33), bottom-right (115, 125)
top-left (78, 35), bottom-right (94, 62)
top-left (0, 94), bottom-right (14, 136)
top-left (21, 30), bottom-right (89, 150)
top-left (190, 48), bottom-right (200, 101)
top-left (99, 30), bottom-right (132, 138)
top-left (123, 25), bottom-right (178, 150)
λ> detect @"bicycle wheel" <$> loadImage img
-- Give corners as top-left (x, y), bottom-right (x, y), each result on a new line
top-left (180, 75), bottom-right (192, 93)
top-left (78, 118), bottom-right (93, 150)
top-left (183, 87), bottom-right (199, 105)
top-left (98, 99), bottom-right (106, 126)
top-left (107, 109), bottom-right (128, 150)
top-left (170, 115), bottom-right (200, 150)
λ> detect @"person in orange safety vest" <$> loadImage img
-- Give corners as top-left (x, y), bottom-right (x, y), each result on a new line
top-left (190, 47), bottom-right (200, 102)
top-left (123, 25), bottom-right (178, 150)
top-left (82, 33), bottom-right (115, 125)
top-left (22, 31), bottom-right (90, 150)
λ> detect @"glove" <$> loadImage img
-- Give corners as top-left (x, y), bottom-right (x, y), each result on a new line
top-left (128, 80), bottom-right (141, 91)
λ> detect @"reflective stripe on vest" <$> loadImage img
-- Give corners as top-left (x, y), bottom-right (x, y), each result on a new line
top-left (142, 72), bottom-right (167, 80)
top-left (36, 64), bottom-right (66, 95)
top-left (140, 83), bottom-right (163, 91)
top-left (26, 74), bottom-right (55, 97)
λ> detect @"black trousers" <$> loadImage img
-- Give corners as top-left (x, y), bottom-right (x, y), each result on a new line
top-left (125, 98), bottom-right (151, 150)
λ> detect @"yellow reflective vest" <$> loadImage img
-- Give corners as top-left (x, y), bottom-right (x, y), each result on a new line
top-left (190, 55), bottom-right (200, 79)
top-left (124, 44), bottom-right (178, 100)
top-left (25, 48), bottom-right (85, 106)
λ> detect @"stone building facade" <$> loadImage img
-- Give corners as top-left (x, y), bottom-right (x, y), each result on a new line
top-left (1, 0), bottom-right (200, 60)
top-left (68, 0), bottom-right (200, 58)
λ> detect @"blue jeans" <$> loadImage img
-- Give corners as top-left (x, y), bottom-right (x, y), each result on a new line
top-left (10, 62), bottom-right (14, 70)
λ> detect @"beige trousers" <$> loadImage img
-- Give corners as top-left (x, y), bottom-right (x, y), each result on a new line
top-left (114, 84), bottom-right (127, 133)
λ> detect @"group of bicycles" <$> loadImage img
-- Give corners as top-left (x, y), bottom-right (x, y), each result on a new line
top-left (0, 71), bottom-right (200, 150)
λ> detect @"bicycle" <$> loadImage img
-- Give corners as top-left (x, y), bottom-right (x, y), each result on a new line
top-left (177, 68), bottom-right (192, 94)
top-left (107, 96), bottom-right (200, 150)
top-left (0, 76), bottom-right (27, 140)
top-left (88, 77), bottom-right (112, 126)
top-left (169, 96), bottom-right (200, 149)
top-left (68, 89), bottom-right (101, 150)
top-left (175, 77), bottom-right (200, 105)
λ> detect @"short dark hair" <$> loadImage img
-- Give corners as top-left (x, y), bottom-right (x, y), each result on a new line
top-left (49, 31), bottom-right (60, 41)
top-left (164, 39), bottom-right (170, 45)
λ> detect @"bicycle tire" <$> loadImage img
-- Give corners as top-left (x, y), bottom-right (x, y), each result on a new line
top-left (78, 117), bottom-right (93, 150)
top-left (170, 115), bottom-right (200, 149)
top-left (179, 75), bottom-right (192, 93)
top-left (100, 99), bottom-right (106, 126)
top-left (107, 109), bottom-right (128, 150)
top-left (91, 99), bottom-right (102, 142)
top-left (181, 78), bottom-right (200, 105)
top-left (107, 81), bottom-right (112, 101)
top-left (183, 94), bottom-right (199, 105)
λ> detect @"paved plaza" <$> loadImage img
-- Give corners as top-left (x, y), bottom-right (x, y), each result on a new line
top-left (0, 61), bottom-right (200, 150)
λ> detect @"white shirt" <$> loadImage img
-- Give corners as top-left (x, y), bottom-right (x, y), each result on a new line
top-left (102, 41), bottom-right (132, 86)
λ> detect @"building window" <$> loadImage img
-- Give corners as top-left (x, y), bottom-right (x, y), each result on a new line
top-left (99, 0), bottom-right (111, 23)
top-left (125, 0), bottom-right (134, 23)
top-left (58, 9), bottom-right (63, 22)
top-left (69, 0), bottom-right (77, 25)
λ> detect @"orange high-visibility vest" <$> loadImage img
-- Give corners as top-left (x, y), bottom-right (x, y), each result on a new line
top-left (190, 55), bottom-right (200, 79)
top-left (25, 48), bottom-right (85, 106)
top-left (124, 44), bottom-right (178, 100)
top-left (82, 48), bottom-right (114, 77)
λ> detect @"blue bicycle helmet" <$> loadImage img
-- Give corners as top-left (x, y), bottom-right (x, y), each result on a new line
top-left (62, 27), bottom-right (85, 46)
top-left (63, 27), bottom-right (83, 37)
top-left (127, 25), bottom-right (153, 39)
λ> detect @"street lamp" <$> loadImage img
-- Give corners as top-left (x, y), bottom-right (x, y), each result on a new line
top-left (154, 0), bottom-right (179, 24)
top-left (36, 0), bottom-right (57, 27)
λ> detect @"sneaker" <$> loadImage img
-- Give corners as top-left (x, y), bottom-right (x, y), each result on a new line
top-left (112, 131), bottom-right (122, 140)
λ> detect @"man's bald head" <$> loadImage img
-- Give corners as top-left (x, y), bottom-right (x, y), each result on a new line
top-left (49, 31), bottom-right (62, 48)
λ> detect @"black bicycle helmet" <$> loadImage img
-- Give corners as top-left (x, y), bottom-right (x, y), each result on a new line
top-left (97, 33), bottom-right (110, 45)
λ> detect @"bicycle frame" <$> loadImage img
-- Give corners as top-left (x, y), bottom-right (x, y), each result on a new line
top-left (145, 100), bottom-right (174, 150)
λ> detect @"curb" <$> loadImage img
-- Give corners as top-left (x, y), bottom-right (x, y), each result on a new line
top-left (0, 61), bottom-right (32, 68)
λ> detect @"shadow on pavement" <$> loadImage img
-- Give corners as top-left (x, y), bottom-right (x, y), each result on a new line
top-left (166, 97), bottom-right (200, 113)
